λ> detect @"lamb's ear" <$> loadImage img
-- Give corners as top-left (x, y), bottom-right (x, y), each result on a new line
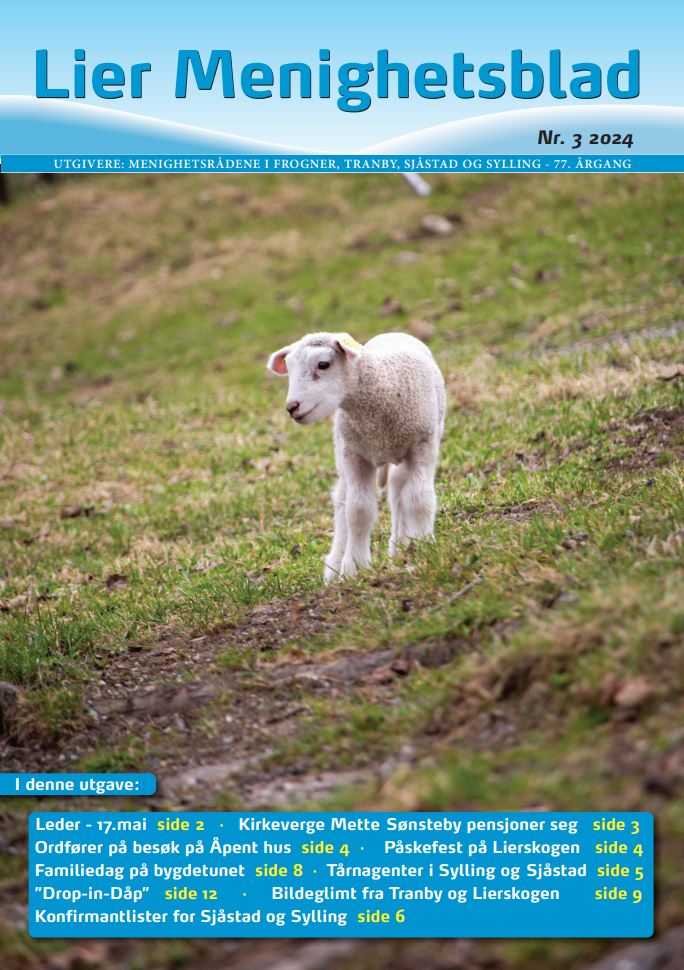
top-left (267, 345), bottom-right (292, 376)
top-left (334, 333), bottom-right (364, 360)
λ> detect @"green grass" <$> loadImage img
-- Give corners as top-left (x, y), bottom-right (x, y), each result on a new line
top-left (1, 171), bottom-right (683, 968)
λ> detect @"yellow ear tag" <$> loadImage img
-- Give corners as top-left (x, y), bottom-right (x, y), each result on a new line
top-left (339, 335), bottom-right (363, 353)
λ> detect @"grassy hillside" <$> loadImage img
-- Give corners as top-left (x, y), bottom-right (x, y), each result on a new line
top-left (0, 172), bottom-right (683, 969)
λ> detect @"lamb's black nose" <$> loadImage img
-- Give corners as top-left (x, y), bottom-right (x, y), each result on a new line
top-left (286, 401), bottom-right (300, 416)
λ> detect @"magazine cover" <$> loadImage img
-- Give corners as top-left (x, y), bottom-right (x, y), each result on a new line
top-left (0, 1), bottom-right (682, 968)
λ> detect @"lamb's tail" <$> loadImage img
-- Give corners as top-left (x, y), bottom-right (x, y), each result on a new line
top-left (377, 463), bottom-right (389, 492)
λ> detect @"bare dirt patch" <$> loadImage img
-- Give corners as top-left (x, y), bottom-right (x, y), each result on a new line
top-left (156, 636), bottom-right (474, 806)
top-left (265, 637), bottom-right (467, 691)
top-left (0, 585), bottom-right (470, 806)
top-left (452, 498), bottom-right (564, 522)
top-left (605, 403), bottom-right (684, 470)
top-left (220, 592), bottom-right (343, 654)
top-left (0, 594), bottom-right (330, 773)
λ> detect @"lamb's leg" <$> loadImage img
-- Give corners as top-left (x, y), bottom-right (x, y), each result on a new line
top-left (394, 438), bottom-right (439, 546)
top-left (340, 452), bottom-right (377, 578)
top-left (388, 461), bottom-right (410, 557)
top-left (324, 476), bottom-right (348, 584)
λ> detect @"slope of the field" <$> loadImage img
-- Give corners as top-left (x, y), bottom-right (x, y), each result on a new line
top-left (0, 172), bottom-right (683, 969)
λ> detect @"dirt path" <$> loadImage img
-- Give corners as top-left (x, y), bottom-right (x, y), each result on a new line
top-left (1, 583), bottom-right (481, 810)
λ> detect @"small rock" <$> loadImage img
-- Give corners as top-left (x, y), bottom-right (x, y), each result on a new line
top-left (393, 250), bottom-right (420, 264)
top-left (562, 531), bottom-right (589, 550)
top-left (363, 666), bottom-right (398, 685)
top-left (379, 296), bottom-right (403, 316)
top-left (421, 213), bottom-right (454, 236)
top-left (566, 233), bottom-right (590, 252)
top-left (60, 505), bottom-right (95, 519)
top-left (390, 657), bottom-right (412, 676)
top-left (657, 366), bottom-right (684, 382)
top-left (408, 319), bottom-right (436, 342)
top-left (613, 676), bottom-right (654, 709)
top-left (0, 594), bottom-right (28, 612)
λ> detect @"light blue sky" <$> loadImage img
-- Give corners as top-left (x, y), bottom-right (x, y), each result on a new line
top-left (1, 0), bottom-right (680, 149)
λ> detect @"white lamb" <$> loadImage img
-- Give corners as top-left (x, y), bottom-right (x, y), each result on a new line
top-left (267, 331), bottom-right (446, 583)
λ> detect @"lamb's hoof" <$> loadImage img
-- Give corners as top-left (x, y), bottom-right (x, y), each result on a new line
top-left (340, 555), bottom-right (370, 579)
top-left (323, 558), bottom-right (342, 584)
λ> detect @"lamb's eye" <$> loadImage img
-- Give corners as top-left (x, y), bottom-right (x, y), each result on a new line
top-left (317, 361), bottom-right (330, 371)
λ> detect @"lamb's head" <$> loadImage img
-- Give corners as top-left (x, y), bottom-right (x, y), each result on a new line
top-left (267, 332), bottom-right (363, 425)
